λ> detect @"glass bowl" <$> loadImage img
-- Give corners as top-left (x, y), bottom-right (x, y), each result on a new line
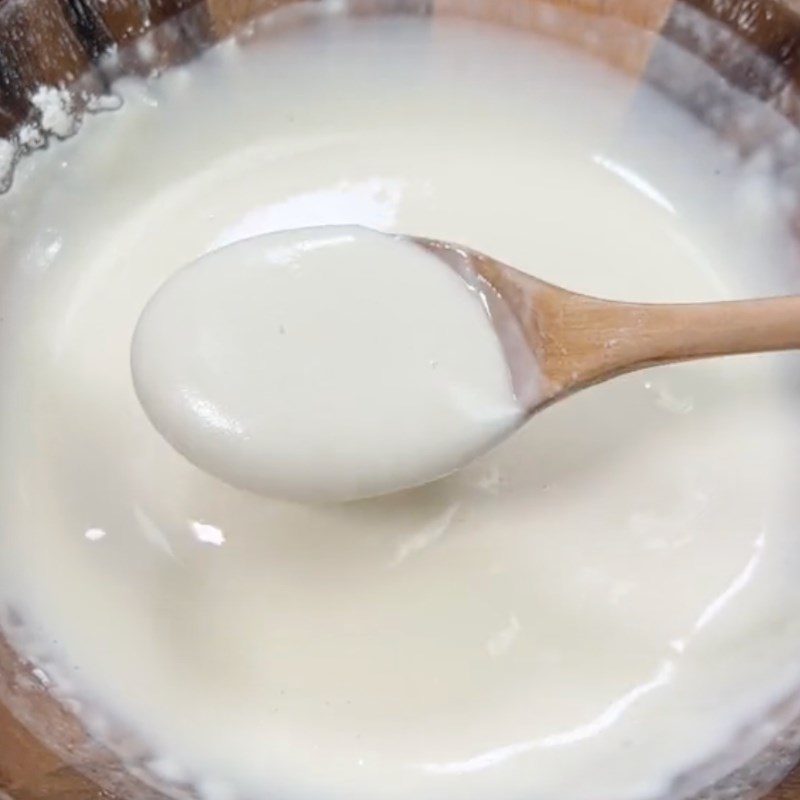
top-left (2, 0), bottom-right (800, 798)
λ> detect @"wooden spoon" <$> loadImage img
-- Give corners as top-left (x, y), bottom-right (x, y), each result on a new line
top-left (133, 225), bottom-right (800, 502)
top-left (418, 236), bottom-right (800, 412)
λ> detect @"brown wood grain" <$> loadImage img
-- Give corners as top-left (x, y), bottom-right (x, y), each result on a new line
top-left (205, 0), bottom-right (304, 36)
top-left (0, 703), bottom-right (105, 800)
top-left (770, 769), bottom-right (800, 800)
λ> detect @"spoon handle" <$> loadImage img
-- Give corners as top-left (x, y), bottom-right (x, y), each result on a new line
top-left (537, 291), bottom-right (800, 393)
top-left (414, 239), bottom-right (800, 400)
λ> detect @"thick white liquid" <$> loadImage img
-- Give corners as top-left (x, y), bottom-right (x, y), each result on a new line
top-left (2, 12), bottom-right (800, 800)
top-left (131, 226), bottom-right (522, 501)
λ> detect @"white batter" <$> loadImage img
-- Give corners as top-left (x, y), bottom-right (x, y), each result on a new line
top-left (2, 11), bottom-right (800, 800)
top-left (132, 226), bottom-right (522, 501)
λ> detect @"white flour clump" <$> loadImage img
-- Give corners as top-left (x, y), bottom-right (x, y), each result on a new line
top-left (30, 85), bottom-right (78, 139)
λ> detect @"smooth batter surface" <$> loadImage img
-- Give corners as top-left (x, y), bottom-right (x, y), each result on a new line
top-left (2, 12), bottom-right (800, 800)
top-left (132, 226), bottom-right (522, 501)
